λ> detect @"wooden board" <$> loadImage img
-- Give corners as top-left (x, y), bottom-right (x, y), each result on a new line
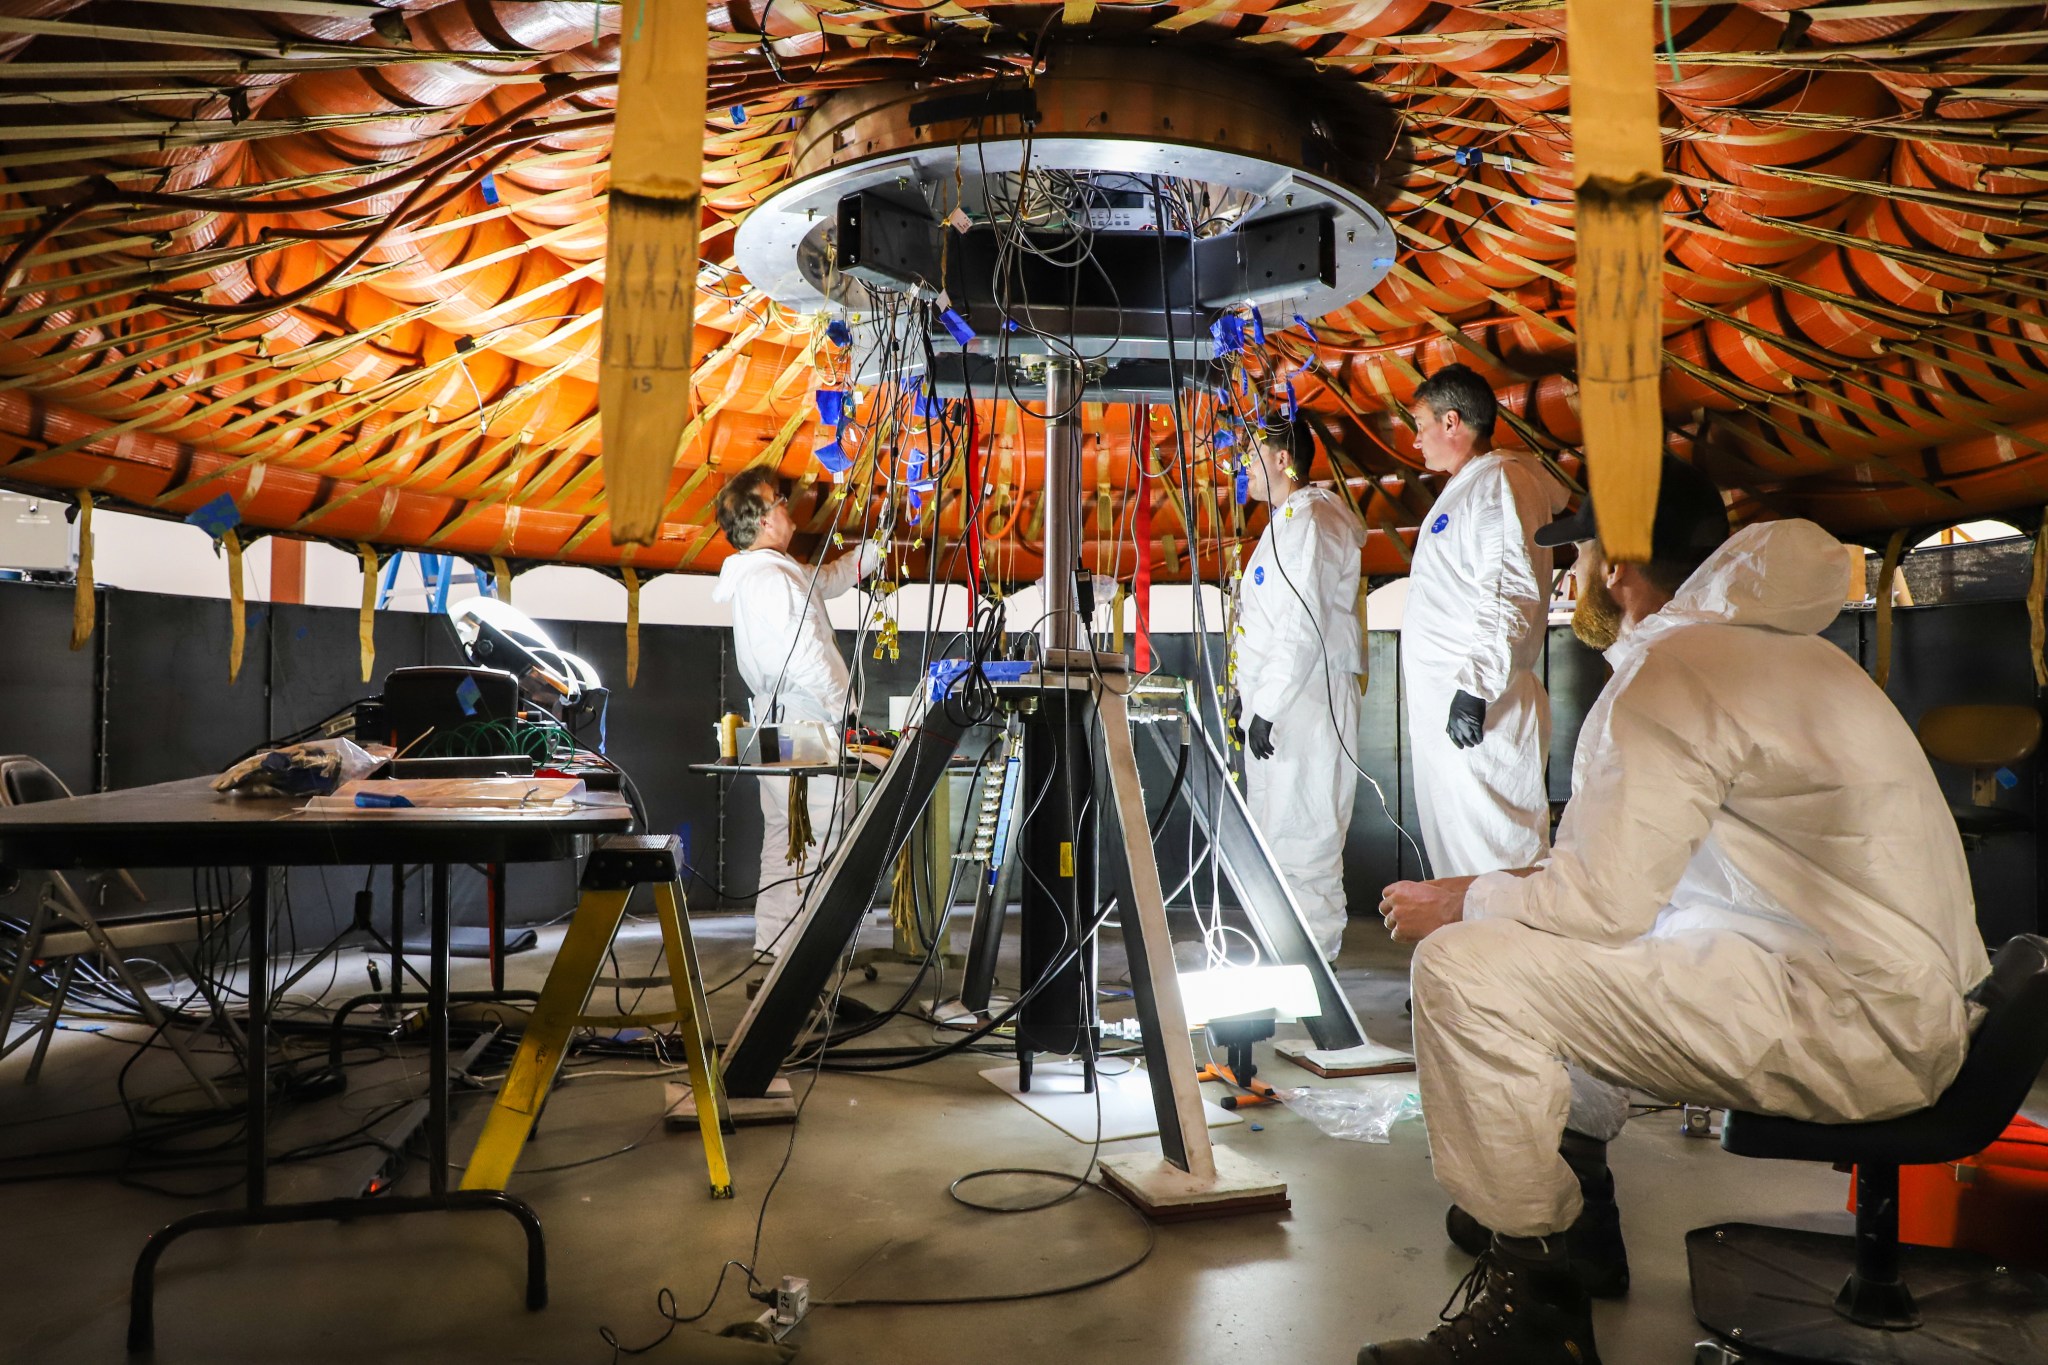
top-left (1276, 1040), bottom-right (1416, 1079)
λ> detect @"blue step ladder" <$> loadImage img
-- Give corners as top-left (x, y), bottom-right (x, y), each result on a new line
top-left (377, 553), bottom-right (496, 612)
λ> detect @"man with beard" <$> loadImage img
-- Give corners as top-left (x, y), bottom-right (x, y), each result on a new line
top-left (1357, 464), bottom-right (1989, 1365)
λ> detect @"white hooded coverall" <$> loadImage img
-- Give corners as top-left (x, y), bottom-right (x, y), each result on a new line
top-left (1235, 485), bottom-right (1367, 959)
top-left (1401, 451), bottom-right (1569, 879)
top-left (1413, 520), bottom-right (1991, 1239)
top-left (711, 542), bottom-right (879, 954)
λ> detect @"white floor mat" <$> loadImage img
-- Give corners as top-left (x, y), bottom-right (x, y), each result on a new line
top-left (978, 1059), bottom-right (1242, 1142)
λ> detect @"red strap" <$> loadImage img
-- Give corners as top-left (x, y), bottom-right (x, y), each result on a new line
top-left (1134, 443), bottom-right (1153, 672)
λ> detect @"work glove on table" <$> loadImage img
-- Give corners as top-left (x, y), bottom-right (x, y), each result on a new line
top-left (1248, 715), bottom-right (1275, 760)
top-left (1227, 694), bottom-right (1246, 748)
top-left (1447, 690), bottom-right (1487, 749)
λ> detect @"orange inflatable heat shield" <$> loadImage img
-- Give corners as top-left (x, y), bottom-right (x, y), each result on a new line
top-left (1850, 1116), bottom-right (2048, 1264)
top-left (599, 0), bottom-right (710, 546)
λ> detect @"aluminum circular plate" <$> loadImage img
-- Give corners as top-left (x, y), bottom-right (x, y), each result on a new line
top-left (731, 134), bottom-right (1398, 325)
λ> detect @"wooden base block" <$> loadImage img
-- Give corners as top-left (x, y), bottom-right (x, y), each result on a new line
top-left (1099, 1144), bottom-right (1290, 1222)
top-left (665, 1077), bottom-right (796, 1129)
top-left (1276, 1041), bottom-right (1416, 1079)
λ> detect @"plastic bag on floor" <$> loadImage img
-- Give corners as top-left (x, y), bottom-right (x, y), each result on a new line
top-left (1280, 1081), bottom-right (1423, 1144)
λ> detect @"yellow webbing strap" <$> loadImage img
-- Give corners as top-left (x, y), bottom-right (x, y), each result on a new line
top-left (1356, 577), bottom-right (1371, 695)
top-left (225, 530), bottom-right (246, 683)
top-left (69, 491), bottom-right (94, 651)
top-left (890, 839), bottom-right (917, 942)
top-left (787, 772), bottom-right (813, 869)
top-left (492, 554), bottom-right (512, 606)
top-left (1874, 528), bottom-right (1907, 691)
top-left (2030, 517), bottom-right (2048, 689)
top-left (357, 543), bottom-right (378, 682)
top-left (622, 566), bottom-right (642, 687)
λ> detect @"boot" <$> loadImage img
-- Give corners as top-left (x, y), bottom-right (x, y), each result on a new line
top-left (1357, 1234), bottom-right (1603, 1365)
top-left (1444, 1131), bottom-right (1630, 1298)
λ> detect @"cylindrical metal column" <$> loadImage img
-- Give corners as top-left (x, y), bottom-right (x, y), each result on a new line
top-left (1040, 358), bottom-right (1084, 654)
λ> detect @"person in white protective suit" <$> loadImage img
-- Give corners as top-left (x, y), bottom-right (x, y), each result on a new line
top-left (1400, 363), bottom-right (1569, 879)
top-left (711, 467), bottom-right (883, 957)
top-left (1230, 415), bottom-right (1367, 960)
top-left (1398, 367), bottom-right (1637, 1239)
top-left (1360, 468), bottom-right (1991, 1365)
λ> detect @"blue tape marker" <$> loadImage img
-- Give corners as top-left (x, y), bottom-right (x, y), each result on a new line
top-left (1284, 378), bottom-right (1299, 419)
top-left (815, 439), bottom-right (851, 474)
top-left (1293, 313), bottom-right (1318, 345)
top-left (1003, 317), bottom-right (1019, 333)
top-left (1209, 313), bottom-right (1246, 356)
top-left (826, 318), bottom-right (851, 348)
top-left (1235, 467), bottom-right (1248, 505)
top-left (815, 388), bottom-right (848, 426)
top-left (1997, 767), bottom-right (2020, 790)
top-left (730, 104), bottom-right (748, 125)
top-left (355, 792), bottom-right (415, 809)
top-left (1372, 256), bottom-right (1396, 269)
top-left (1214, 429), bottom-right (1236, 449)
top-left (939, 307), bottom-right (976, 346)
top-left (184, 492), bottom-right (240, 541)
top-left (1250, 305), bottom-right (1267, 346)
top-left (479, 173), bottom-right (499, 206)
top-left (455, 676), bottom-right (481, 716)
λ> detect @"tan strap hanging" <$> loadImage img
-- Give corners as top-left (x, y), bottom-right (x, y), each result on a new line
top-left (787, 772), bottom-right (814, 869)
top-left (2030, 517), bottom-right (2048, 689)
top-left (597, 0), bottom-right (708, 545)
top-left (69, 491), bottom-right (94, 652)
top-left (225, 530), bottom-right (246, 683)
top-left (357, 543), bottom-right (379, 683)
top-left (492, 554), bottom-right (512, 606)
top-left (1874, 529), bottom-right (1907, 691)
top-left (1355, 578), bottom-right (1371, 696)
top-left (1567, 0), bottom-right (1668, 564)
top-left (622, 567), bottom-right (643, 687)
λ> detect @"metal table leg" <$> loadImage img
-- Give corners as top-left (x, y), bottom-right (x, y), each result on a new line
top-left (246, 866), bottom-right (268, 1208)
top-left (125, 862), bottom-right (548, 1354)
top-left (488, 862), bottom-right (507, 993)
top-left (430, 863), bottom-right (450, 1195)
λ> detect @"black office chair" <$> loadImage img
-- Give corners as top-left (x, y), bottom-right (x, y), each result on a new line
top-left (0, 756), bottom-right (234, 1102)
top-left (1688, 934), bottom-right (2048, 1363)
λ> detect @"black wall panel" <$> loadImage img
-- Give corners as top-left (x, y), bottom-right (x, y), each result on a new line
top-left (0, 579), bottom-right (2037, 947)
top-left (103, 592), bottom-right (270, 789)
top-left (557, 618), bottom-right (727, 893)
top-left (0, 582), bottom-right (97, 795)
top-left (1866, 603), bottom-right (2040, 945)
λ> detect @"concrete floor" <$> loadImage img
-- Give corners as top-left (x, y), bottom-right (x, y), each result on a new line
top-left (0, 912), bottom-right (1923, 1365)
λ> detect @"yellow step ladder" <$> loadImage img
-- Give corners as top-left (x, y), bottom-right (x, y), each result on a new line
top-left (460, 834), bottom-right (733, 1198)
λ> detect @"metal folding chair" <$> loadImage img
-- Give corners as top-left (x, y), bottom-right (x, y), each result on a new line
top-left (0, 756), bottom-right (234, 1104)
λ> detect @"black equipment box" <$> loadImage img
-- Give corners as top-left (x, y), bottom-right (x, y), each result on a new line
top-left (378, 666), bottom-right (520, 754)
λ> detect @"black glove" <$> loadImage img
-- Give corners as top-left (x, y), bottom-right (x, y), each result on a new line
top-left (1446, 690), bottom-right (1487, 749)
top-left (1248, 715), bottom-right (1275, 760)
top-left (1227, 694), bottom-right (1245, 748)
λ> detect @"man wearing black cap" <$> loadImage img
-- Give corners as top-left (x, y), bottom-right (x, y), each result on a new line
top-left (1358, 464), bottom-right (1989, 1365)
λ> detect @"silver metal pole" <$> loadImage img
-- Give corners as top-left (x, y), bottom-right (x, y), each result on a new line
top-left (1041, 357), bottom-right (1083, 654)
